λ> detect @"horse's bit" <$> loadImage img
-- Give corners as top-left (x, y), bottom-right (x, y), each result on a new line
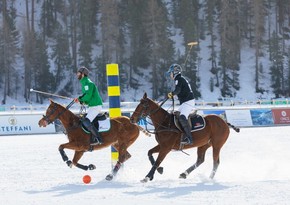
top-left (135, 99), bottom-right (178, 133)
top-left (42, 103), bottom-right (59, 125)
top-left (42, 100), bottom-right (76, 125)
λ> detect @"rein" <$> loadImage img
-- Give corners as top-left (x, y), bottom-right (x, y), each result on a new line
top-left (42, 100), bottom-right (75, 125)
top-left (140, 97), bottom-right (179, 134)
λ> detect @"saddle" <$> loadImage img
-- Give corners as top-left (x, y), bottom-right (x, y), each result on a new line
top-left (81, 112), bottom-right (111, 132)
top-left (173, 111), bottom-right (206, 132)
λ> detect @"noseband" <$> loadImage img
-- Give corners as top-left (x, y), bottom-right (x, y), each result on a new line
top-left (133, 98), bottom-right (179, 134)
top-left (135, 99), bottom-right (161, 119)
top-left (42, 103), bottom-right (67, 125)
top-left (136, 97), bottom-right (170, 118)
top-left (42, 100), bottom-right (76, 125)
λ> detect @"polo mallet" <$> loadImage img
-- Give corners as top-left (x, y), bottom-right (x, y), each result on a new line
top-left (183, 41), bottom-right (198, 71)
top-left (65, 99), bottom-right (76, 109)
top-left (30, 88), bottom-right (73, 100)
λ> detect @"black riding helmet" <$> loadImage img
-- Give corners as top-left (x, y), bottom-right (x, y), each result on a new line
top-left (77, 66), bottom-right (90, 76)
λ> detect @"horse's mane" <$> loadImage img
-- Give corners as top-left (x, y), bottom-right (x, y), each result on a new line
top-left (53, 101), bottom-right (80, 121)
top-left (145, 97), bottom-right (171, 116)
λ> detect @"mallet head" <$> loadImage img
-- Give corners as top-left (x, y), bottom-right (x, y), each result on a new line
top-left (187, 42), bottom-right (198, 46)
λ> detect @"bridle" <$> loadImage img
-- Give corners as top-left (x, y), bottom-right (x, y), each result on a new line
top-left (42, 100), bottom-right (75, 125)
top-left (42, 102), bottom-right (60, 125)
top-left (134, 98), bottom-right (179, 134)
top-left (134, 97), bottom-right (170, 118)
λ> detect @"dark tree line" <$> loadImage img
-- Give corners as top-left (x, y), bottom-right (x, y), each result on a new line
top-left (0, 0), bottom-right (289, 104)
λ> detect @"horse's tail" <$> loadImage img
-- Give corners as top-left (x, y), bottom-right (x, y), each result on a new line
top-left (227, 123), bottom-right (240, 133)
top-left (137, 125), bottom-right (151, 137)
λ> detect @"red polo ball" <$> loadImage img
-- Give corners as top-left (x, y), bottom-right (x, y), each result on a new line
top-left (83, 175), bottom-right (91, 184)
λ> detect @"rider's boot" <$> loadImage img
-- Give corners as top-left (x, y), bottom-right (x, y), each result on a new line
top-left (89, 124), bottom-right (103, 145)
top-left (82, 118), bottom-right (103, 145)
top-left (179, 115), bottom-right (193, 145)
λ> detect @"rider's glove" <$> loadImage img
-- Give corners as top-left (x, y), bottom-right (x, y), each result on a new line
top-left (74, 98), bottom-right (79, 103)
top-left (167, 92), bottom-right (173, 99)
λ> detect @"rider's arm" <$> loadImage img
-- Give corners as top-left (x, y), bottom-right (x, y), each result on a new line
top-left (79, 83), bottom-right (94, 103)
top-left (172, 79), bottom-right (181, 96)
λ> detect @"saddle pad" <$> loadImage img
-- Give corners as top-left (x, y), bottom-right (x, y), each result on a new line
top-left (83, 118), bottom-right (111, 133)
top-left (189, 115), bottom-right (206, 131)
top-left (98, 118), bottom-right (111, 132)
top-left (174, 114), bottom-right (206, 132)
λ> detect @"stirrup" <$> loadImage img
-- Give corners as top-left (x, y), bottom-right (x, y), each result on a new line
top-left (90, 141), bottom-right (101, 145)
top-left (90, 137), bottom-right (102, 145)
top-left (181, 137), bottom-right (193, 145)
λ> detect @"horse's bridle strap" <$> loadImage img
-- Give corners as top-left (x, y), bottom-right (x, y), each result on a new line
top-left (43, 103), bottom-right (67, 125)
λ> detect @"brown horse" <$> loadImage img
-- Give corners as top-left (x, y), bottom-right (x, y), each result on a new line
top-left (38, 99), bottom-right (142, 181)
top-left (130, 93), bottom-right (240, 183)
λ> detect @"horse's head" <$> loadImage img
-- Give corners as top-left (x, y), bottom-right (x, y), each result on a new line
top-left (38, 99), bottom-right (62, 127)
top-left (130, 93), bottom-right (159, 123)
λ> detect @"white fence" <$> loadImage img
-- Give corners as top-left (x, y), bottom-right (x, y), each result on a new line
top-left (1, 100), bottom-right (290, 135)
top-left (2, 98), bottom-right (290, 112)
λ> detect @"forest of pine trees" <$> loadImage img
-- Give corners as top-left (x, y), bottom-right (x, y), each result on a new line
top-left (0, 0), bottom-right (289, 104)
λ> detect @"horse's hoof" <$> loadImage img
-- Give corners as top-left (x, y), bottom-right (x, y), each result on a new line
top-left (88, 164), bottom-right (96, 170)
top-left (179, 172), bottom-right (187, 179)
top-left (105, 174), bottom-right (113, 181)
top-left (210, 170), bottom-right (216, 179)
top-left (66, 160), bottom-right (72, 168)
top-left (140, 177), bottom-right (150, 183)
top-left (157, 167), bottom-right (163, 174)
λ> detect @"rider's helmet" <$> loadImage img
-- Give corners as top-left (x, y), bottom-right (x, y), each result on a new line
top-left (77, 66), bottom-right (90, 76)
top-left (167, 64), bottom-right (182, 78)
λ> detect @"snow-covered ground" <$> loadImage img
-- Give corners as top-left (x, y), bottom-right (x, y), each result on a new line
top-left (1, 126), bottom-right (290, 205)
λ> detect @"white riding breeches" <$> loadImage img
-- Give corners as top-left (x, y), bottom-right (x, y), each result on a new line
top-left (178, 99), bottom-right (195, 119)
top-left (86, 105), bottom-right (102, 122)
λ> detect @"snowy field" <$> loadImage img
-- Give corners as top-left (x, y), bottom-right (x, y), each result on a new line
top-left (1, 126), bottom-right (290, 205)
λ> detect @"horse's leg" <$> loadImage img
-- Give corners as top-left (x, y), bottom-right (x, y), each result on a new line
top-left (209, 147), bottom-right (221, 179)
top-left (105, 144), bottom-right (132, 181)
top-left (58, 143), bottom-right (91, 169)
top-left (124, 151), bottom-right (131, 161)
top-left (179, 144), bottom-right (211, 179)
top-left (147, 145), bottom-right (163, 174)
top-left (105, 127), bottom-right (138, 181)
top-left (105, 145), bottom-right (122, 180)
top-left (58, 143), bottom-right (74, 167)
top-left (59, 144), bottom-right (69, 162)
top-left (141, 148), bottom-right (170, 183)
top-left (70, 151), bottom-right (96, 171)
top-left (115, 143), bottom-right (132, 163)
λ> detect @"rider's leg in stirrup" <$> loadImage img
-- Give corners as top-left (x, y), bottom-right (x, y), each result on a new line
top-left (179, 115), bottom-right (193, 145)
top-left (82, 118), bottom-right (103, 145)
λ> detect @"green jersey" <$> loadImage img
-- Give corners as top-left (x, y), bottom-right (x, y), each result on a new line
top-left (78, 76), bottom-right (103, 107)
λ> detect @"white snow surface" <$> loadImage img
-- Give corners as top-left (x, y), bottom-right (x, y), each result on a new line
top-left (1, 126), bottom-right (290, 205)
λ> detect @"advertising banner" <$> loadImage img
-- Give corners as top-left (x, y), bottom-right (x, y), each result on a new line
top-left (272, 108), bottom-right (290, 125)
top-left (225, 110), bottom-right (253, 126)
top-left (250, 109), bottom-right (274, 126)
top-left (202, 110), bottom-right (226, 121)
top-left (0, 114), bottom-right (55, 135)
